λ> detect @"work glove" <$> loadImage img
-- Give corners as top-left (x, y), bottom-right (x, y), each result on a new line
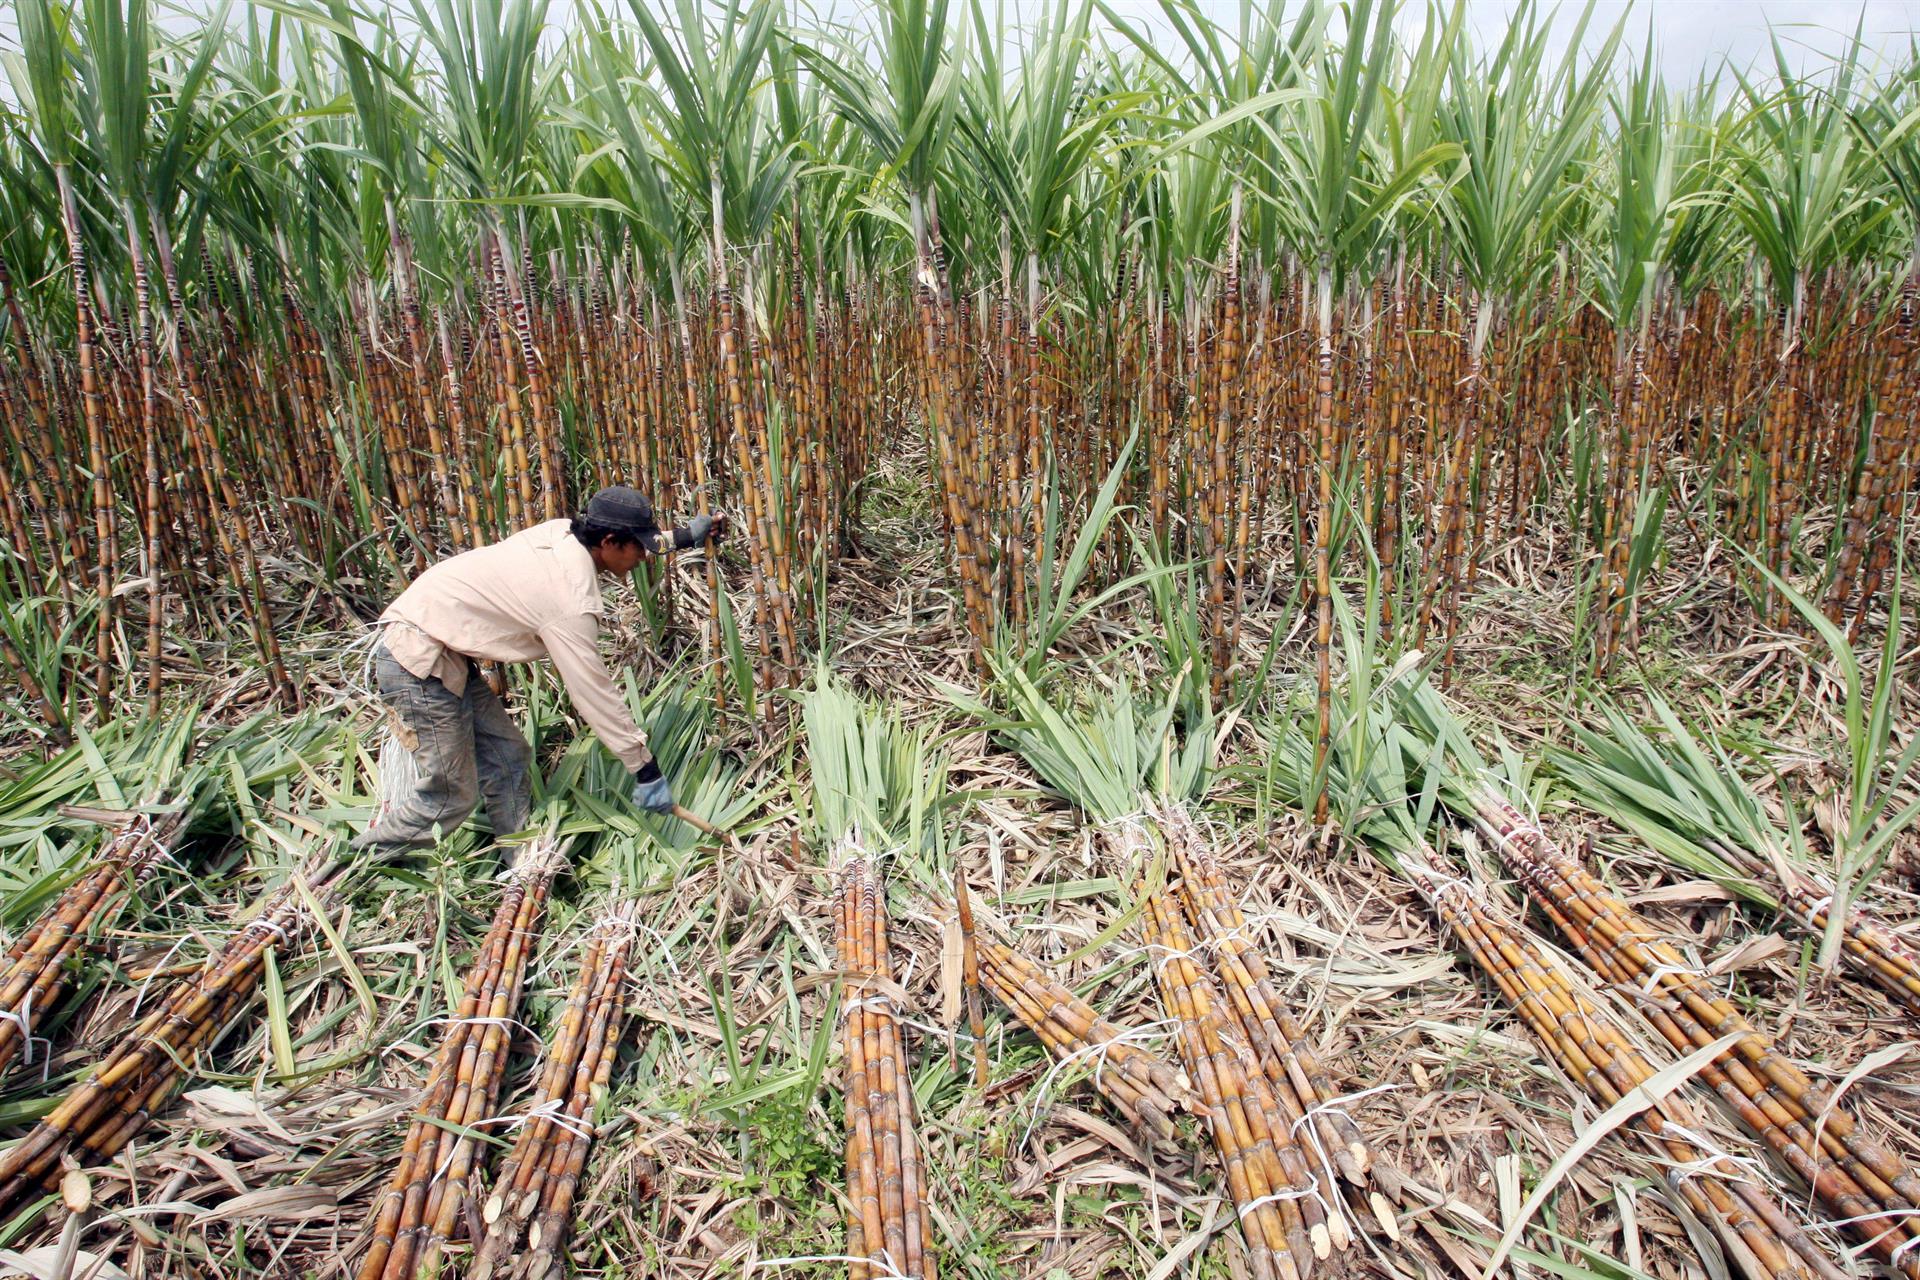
top-left (670, 512), bottom-right (727, 549)
top-left (631, 759), bottom-right (674, 814)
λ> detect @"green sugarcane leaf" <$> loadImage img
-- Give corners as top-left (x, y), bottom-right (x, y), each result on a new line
top-left (262, 947), bottom-right (296, 1080)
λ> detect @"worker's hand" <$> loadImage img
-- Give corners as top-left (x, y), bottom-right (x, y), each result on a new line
top-left (667, 512), bottom-right (726, 551)
top-left (632, 762), bottom-right (675, 815)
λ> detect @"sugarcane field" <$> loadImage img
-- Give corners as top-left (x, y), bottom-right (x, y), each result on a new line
top-left (5, 0), bottom-right (1920, 1275)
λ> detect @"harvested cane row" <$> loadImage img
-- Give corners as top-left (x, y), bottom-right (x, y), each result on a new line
top-left (976, 937), bottom-right (1194, 1146)
top-left (1408, 858), bottom-right (1847, 1280)
top-left (0, 855), bottom-right (339, 1216)
top-left (472, 903), bottom-right (636, 1280)
top-left (836, 851), bottom-right (935, 1280)
top-left (1474, 795), bottom-right (1920, 1277)
top-left (1164, 808), bottom-right (1405, 1235)
top-left (0, 811), bottom-right (183, 1080)
top-left (1140, 881), bottom-right (1323, 1280)
top-left (356, 844), bottom-right (563, 1280)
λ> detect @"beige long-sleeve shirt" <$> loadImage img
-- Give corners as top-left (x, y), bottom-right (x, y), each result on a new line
top-left (378, 519), bottom-right (653, 771)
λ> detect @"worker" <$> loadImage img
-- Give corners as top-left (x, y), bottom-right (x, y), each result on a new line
top-left (353, 485), bottom-right (724, 853)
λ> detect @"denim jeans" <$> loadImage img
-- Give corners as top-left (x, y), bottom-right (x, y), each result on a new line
top-left (355, 645), bottom-right (532, 847)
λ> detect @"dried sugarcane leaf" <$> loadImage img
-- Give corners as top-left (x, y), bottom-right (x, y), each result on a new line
top-left (181, 1086), bottom-right (301, 1145)
top-left (1703, 932), bottom-right (1790, 977)
top-left (1141, 1197), bottom-right (1221, 1280)
top-left (1478, 1031), bottom-right (1745, 1280)
top-left (1805, 1038), bottom-right (1920, 1166)
top-left (939, 913), bottom-right (963, 1026)
top-left (195, 1185), bottom-right (339, 1223)
top-left (1048, 1105), bottom-right (1143, 1164)
top-left (0, 1247), bottom-right (132, 1280)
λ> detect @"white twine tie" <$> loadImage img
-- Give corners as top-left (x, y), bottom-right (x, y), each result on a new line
top-left (1288, 1083), bottom-right (1403, 1138)
top-left (1238, 1182), bottom-right (1331, 1220)
top-left (0, 996), bottom-right (53, 1076)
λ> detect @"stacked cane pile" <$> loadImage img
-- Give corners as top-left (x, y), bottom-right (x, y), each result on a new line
top-left (978, 937), bottom-right (1193, 1145)
top-left (1406, 855), bottom-right (1847, 1280)
top-left (357, 843), bottom-right (563, 1280)
top-left (471, 904), bottom-right (637, 1280)
top-left (1, 811), bottom-right (184, 1079)
top-left (1137, 803), bottom-right (1404, 1280)
top-left (1165, 810), bottom-right (1402, 1232)
top-left (1472, 794), bottom-right (1920, 1278)
top-left (0, 854), bottom-right (338, 1217)
top-left (836, 851), bottom-right (936, 1280)
top-left (1140, 883), bottom-right (1319, 1280)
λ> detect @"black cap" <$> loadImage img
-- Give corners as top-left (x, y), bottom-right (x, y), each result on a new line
top-left (584, 485), bottom-right (659, 538)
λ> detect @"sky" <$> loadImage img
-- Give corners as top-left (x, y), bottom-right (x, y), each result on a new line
top-left (1422, 0), bottom-right (1920, 82)
top-left (2, 0), bottom-right (1918, 88)
top-left (1081, 0), bottom-right (1920, 84)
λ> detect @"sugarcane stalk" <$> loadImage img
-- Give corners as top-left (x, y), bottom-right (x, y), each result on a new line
top-left (479, 936), bottom-right (606, 1250)
top-left (977, 949), bottom-right (1188, 1129)
top-left (53, 167), bottom-right (116, 710)
top-left (1170, 837), bottom-right (1368, 1194)
top-left (1310, 258), bottom-right (1336, 824)
top-left (0, 875), bottom-right (324, 1215)
top-left (954, 869), bottom-right (987, 1091)
top-left (839, 866), bottom-right (882, 1280)
top-left (410, 872), bottom-right (549, 1280)
top-left (0, 821), bottom-right (175, 1077)
top-left (521, 939), bottom-right (628, 1280)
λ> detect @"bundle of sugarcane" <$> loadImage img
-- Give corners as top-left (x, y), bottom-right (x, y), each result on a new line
top-left (0, 851), bottom-right (340, 1218)
top-left (1140, 882), bottom-right (1320, 1280)
top-left (1693, 826), bottom-right (1920, 1019)
top-left (1472, 795), bottom-right (1920, 1278)
top-left (470, 902), bottom-right (635, 1280)
top-left (1765, 867), bottom-right (1920, 1016)
top-left (1406, 855), bottom-right (1848, 1280)
top-left (977, 936), bottom-right (1194, 1145)
top-left (0, 811), bottom-right (184, 1079)
top-left (1163, 807), bottom-right (1403, 1239)
top-left (836, 849), bottom-right (936, 1280)
top-left (1549, 701), bottom-right (1920, 1017)
top-left (356, 838), bottom-right (566, 1280)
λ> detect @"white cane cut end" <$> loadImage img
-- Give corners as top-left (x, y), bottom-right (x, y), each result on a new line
top-left (1369, 1192), bottom-right (1401, 1243)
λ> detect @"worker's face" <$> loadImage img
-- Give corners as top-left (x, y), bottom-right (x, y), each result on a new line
top-left (598, 537), bottom-right (645, 576)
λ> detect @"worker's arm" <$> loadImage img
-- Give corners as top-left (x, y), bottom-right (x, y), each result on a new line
top-left (647, 511), bottom-right (727, 554)
top-left (539, 615), bottom-right (656, 774)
